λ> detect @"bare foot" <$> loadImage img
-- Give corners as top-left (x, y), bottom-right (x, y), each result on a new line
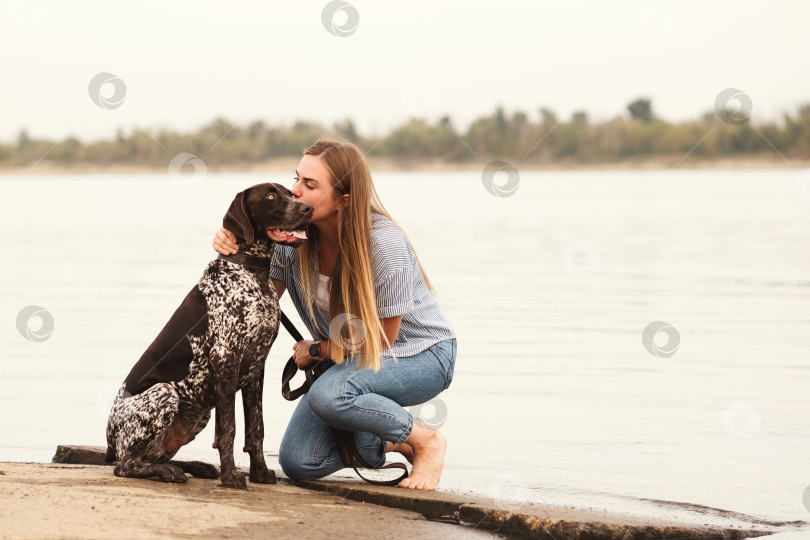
top-left (386, 441), bottom-right (414, 464)
top-left (398, 420), bottom-right (446, 490)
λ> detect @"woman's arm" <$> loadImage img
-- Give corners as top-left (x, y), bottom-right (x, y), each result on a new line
top-left (316, 314), bottom-right (401, 360)
top-left (380, 315), bottom-right (402, 350)
top-left (271, 278), bottom-right (286, 299)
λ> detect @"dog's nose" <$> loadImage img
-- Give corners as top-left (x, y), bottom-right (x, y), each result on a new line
top-left (300, 203), bottom-right (314, 215)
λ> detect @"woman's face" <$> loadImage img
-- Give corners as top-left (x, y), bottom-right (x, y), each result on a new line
top-left (291, 154), bottom-right (346, 227)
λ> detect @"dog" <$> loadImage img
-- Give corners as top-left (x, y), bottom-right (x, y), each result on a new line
top-left (105, 183), bottom-right (313, 488)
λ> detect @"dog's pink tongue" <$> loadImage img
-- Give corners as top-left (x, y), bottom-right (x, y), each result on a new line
top-left (285, 229), bottom-right (307, 240)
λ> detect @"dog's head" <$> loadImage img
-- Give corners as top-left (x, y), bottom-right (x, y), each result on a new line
top-left (222, 183), bottom-right (314, 247)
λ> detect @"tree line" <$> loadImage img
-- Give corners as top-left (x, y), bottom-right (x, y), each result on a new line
top-left (3, 98), bottom-right (810, 169)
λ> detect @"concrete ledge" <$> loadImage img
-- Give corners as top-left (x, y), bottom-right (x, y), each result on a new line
top-left (53, 445), bottom-right (110, 466)
top-left (51, 445), bottom-right (777, 539)
top-left (290, 477), bottom-right (774, 540)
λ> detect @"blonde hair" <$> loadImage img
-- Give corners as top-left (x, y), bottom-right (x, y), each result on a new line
top-left (291, 139), bottom-right (436, 371)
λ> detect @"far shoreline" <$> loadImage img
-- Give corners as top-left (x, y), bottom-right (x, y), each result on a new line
top-left (1, 155), bottom-right (808, 175)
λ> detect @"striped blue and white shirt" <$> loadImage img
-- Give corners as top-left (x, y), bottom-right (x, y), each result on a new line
top-left (268, 213), bottom-right (456, 358)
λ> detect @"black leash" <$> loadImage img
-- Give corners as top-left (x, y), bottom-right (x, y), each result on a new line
top-left (279, 310), bottom-right (304, 342)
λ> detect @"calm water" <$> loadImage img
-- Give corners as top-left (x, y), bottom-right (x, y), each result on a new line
top-left (1, 170), bottom-right (809, 535)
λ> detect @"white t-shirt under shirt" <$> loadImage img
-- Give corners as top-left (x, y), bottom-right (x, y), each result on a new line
top-left (268, 212), bottom-right (456, 358)
top-left (316, 272), bottom-right (330, 312)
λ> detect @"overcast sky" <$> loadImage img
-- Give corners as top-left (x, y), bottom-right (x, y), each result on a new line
top-left (1, 0), bottom-right (807, 143)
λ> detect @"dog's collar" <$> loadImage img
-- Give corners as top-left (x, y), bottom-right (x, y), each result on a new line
top-left (217, 252), bottom-right (273, 270)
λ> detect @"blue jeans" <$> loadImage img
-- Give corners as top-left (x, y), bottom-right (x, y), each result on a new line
top-left (278, 338), bottom-right (457, 481)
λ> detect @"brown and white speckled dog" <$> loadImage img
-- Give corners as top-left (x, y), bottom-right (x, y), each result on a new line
top-left (105, 183), bottom-right (313, 488)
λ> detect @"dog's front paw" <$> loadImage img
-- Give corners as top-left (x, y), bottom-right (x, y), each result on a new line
top-left (156, 464), bottom-right (188, 484)
top-left (220, 470), bottom-right (247, 489)
top-left (249, 465), bottom-right (277, 485)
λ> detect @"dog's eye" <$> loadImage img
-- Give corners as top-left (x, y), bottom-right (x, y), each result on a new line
top-left (266, 194), bottom-right (276, 200)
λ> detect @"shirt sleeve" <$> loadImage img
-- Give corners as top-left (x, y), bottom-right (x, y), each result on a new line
top-left (376, 266), bottom-right (414, 318)
top-left (372, 226), bottom-right (415, 318)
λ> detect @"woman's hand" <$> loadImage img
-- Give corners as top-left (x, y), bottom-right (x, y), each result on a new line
top-left (292, 340), bottom-right (321, 370)
top-left (213, 227), bottom-right (238, 255)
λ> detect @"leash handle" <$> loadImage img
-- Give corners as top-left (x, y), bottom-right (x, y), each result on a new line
top-left (281, 356), bottom-right (335, 401)
top-left (280, 309), bottom-right (335, 401)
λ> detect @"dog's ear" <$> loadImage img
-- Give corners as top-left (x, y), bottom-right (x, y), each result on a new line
top-left (222, 189), bottom-right (255, 244)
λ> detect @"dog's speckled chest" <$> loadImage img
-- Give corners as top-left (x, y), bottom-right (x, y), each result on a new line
top-left (171, 259), bottom-right (280, 409)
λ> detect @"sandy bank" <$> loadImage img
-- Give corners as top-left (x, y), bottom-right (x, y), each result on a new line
top-left (0, 462), bottom-right (488, 540)
top-left (0, 445), bottom-right (783, 539)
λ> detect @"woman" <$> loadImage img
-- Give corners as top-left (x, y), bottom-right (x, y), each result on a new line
top-left (212, 139), bottom-right (457, 490)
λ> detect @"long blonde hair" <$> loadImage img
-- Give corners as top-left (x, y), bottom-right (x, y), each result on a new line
top-left (292, 139), bottom-right (436, 371)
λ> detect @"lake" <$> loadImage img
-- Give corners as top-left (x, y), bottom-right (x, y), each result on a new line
top-left (1, 168), bottom-right (809, 535)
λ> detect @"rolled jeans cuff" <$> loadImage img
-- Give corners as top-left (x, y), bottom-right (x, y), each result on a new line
top-left (392, 412), bottom-right (413, 445)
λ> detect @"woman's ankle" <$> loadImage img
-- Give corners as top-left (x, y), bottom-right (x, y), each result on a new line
top-left (405, 419), bottom-right (438, 449)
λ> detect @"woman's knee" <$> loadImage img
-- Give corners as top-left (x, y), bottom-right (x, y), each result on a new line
top-left (277, 451), bottom-right (303, 480)
top-left (277, 441), bottom-right (323, 481)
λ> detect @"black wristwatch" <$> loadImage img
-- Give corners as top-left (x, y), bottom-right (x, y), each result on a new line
top-left (308, 341), bottom-right (321, 359)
